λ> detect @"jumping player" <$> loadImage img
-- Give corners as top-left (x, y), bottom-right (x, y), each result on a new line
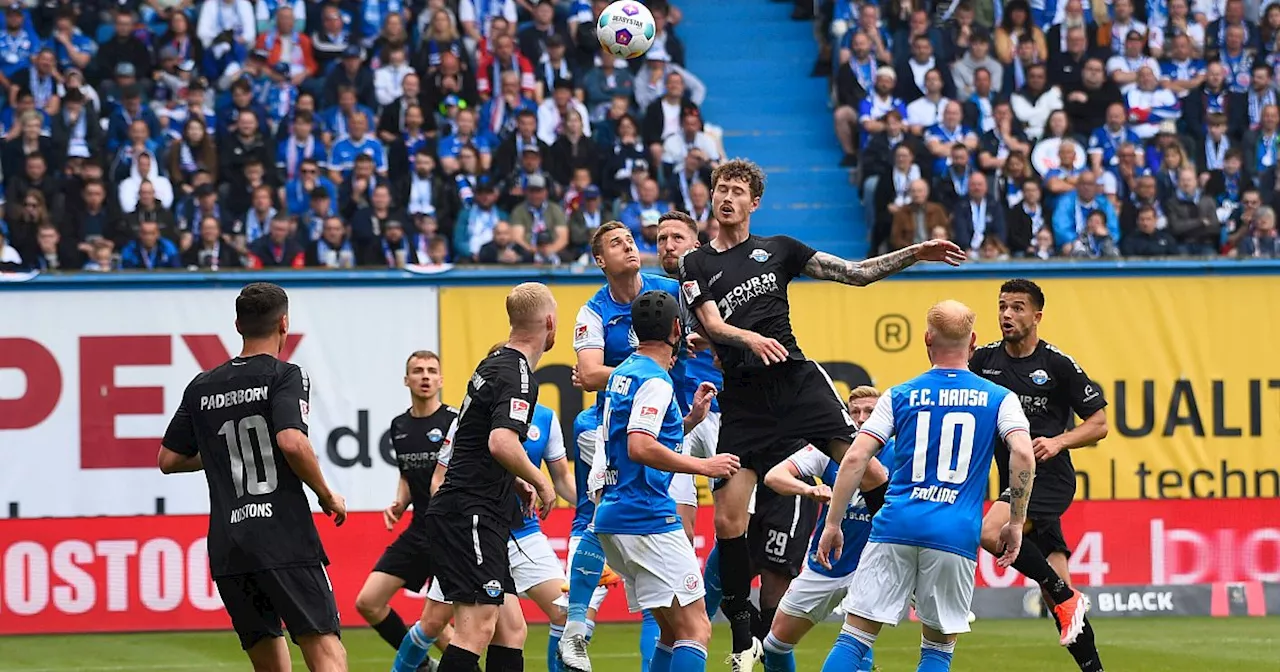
top-left (759, 386), bottom-right (888, 672)
top-left (594, 289), bottom-right (740, 672)
top-left (817, 300), bottom-right (1035, 672)
top-left (419, 282), bottom-right (559, 672)
top-left (356, 351), bottom-right (458, 671)
top-left (971, 279), bottom-right (1108, 671)
top-left (157, 282), bottom-right (348, 672)
top-left (676, 158), bottom-right (965, 667)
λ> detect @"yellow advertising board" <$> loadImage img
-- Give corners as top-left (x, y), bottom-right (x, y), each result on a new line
top-left (439, 276), bottom-right (1280, 501)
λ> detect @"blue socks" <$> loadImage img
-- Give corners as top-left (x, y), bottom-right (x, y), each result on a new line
top-left (567, 530), bottom-right (607, 628)
top-left (651, 642), bottom-right (673, 672)
top-left (640, 610), bottom-right (660, 670)
top-left (548, 623), bottom-right (564, 672)
top-left (762, 633), bottom-right (796, 672)
top-left (672, 640), bottom-right (708, 672)
top-left (918, 638), bottom-right (956, 671)
top-left (821, 624), bottom-right (876, 672)
top-left (858, 646), bottom-right (876, 672)
top-left (390, 623), bottom-right (434, 672)
top-left (703, 543), bottom-right (722, 620)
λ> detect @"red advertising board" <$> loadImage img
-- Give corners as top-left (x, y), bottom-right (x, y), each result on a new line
top-left (1, 500), bottom-right (1277, 635)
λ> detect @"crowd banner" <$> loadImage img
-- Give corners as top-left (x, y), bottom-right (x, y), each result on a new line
top-left (0, 286), bottom-right (441, 517)
top-left (0, 500), bottom-right (1276, 634)
top-left (439, 277), bottom-right (1280, 502)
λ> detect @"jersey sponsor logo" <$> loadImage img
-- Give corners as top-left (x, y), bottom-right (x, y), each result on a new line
top-left (574, 323), bottom-right (589, 343)
top-left (681, 280), bottom-right (701, 302)
top-left (397, 451), bottom-right (439, 469)
top-left (1082, 384), bottom-right (1100, 402)
top-left (483, 580), bottom-right (503, 598)
top-left (749, 248), bottom-right (771, 263)
top-left (228, 502), bottom-right (274, 524)
top-left (709, 271), bottom-right (723, 286)
top-left (428, 427), bottom-right (444, 442)
top-left (981, 369), bottom-right (1002, 375)
top-left (510, 398), bottom-right (530, 422)
top-left (717, 272), bottom-right (780, 320)
top-left (527, 425), bottom-right (541, 441)
top-left (683, 573), bottom-right (701, 592)
top-left (199, 386), bottom-right (269, 410)
top-left (1019, 394), bottom-right (1051, 414)
top-left (1029, 369), bottom-right (1050, 385)
top-left (299, 399), bottom-right (310, 422)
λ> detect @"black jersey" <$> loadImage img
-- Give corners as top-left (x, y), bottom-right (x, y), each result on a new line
top-left (162, 354), bottom-right (326, 578)
top-left (678, 234), bottom-right (817, 371)
top-left (970, 339), bottom-right (1108, 512)
top-left (427, 346), bottom-right (538, 526)
top-left (389, 405), bottom-right (458, 529)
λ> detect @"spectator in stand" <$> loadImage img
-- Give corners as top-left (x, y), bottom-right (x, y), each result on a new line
top-left (0, 222), bottom-right (22, 269)
top-left (1068, 210), bottom-right (1121, 257)
top-left (417, 9), bottom-right (466, 75)
top-left (619, 176), bottom-right (668, 237)
top-left (633, 210), bottom-right (661, 263)
top-left (367, 218), bottom-right (413, 268)
top-left (1121, 205), bottom-right (1179, 256)
top-left (1151, 0), bottom-right (1204, 58)
top-left (1166, 167), bottom-right (1221, 255)
top-left (284, 158), bottom-right (335, 218)
top-left (379, 73), bottom-right (431, 145)
top-left (477, 219), bottom-right (534, 264)
top-left (509, 173), bottom-right (567, 258)
top-left (995, 151), bottom-right (1034, 209)
top-left (1215, 25), bottom-right (1253, 94)
top-left (3, 111), bottom-right (53, 182)
top-left (924, 102), bottom-right (978, 175)
top-left (567, 183), bottom-right (606, 256)
top-left (121, 180), bottom-right (183, 247)
top-left (306, 215), bottom-right (361, 267)
top-left (1206, 0), bottom-right (1260, 57)
top-left (1235, 205), bottom-right (1280, 257)
top-left (220, 109), bottom-right (273, 186)
top-left (1183, 62), bottom-right (1248, 143)
top-left (312, 4), bottom-right (353, 79)
top-left (168, 118), bottom-right (219, 195)
top-left (862, 109), bottom-right (924, 225)
top-left (952, 171), bottom-right (1005, 256)
top-left (873, 143), bottom-right (923, 254)
top-left (601, 114), bottom-right (646, 200)
top-left (833, 29), bottom-right (875, 118)
top-left (1244, 63), bottom-right (1278, 131)
top-left (1206, 145), bottom-right (1251, 206)
top-left (551, 108), bottom-right (599, 186)
top-left (647, 1), bottom-right (685, 68)
top-left (325, 45), bottom-right (376, 109)
top-left (178, 183), bottom-right (224, 243)
top-left (1061, 57), bottom-right (1119, 135)
top-left (22, 221), bottom-right (82, 271)
top-left (1122, 174), bottom-right (1167, 237)
top-left (906, 69), bottom-right (952, 136)
top-left (350, 184), bottom-right (406, 249)
top-left (1088, 102), bottom-right (1142, 172)
top-left (934, 143), bottom-right (975, 212)
top-left (634, 48), bottom-right (705, 110)
top-left (1243, 104), bottom-right (1280, 176)
top-left (1048, 26), bottom-right (1092, 92)
top-left (339, 153), bottom-right (382, 218)
top-left (1006, 178), bottom-right (1047, 255)
top-left (256, 6), bottom-right (314, 86)
top-left (994, 0), bottom-right (1047, 63)
top-left (1012, 64), bottom-right (1063, 140)
top-left (893, 9), bottom-right (943, 68)
top-left (49, 9), bottom-right (95, 74)
top-left (97, 11), bottom-right (152, 90)
top-left (580, 51), bottom-right (634, 122)
top-left (477, 33), bottom-right (535, 102)
top-left (454, 175), bottom-right (505, 261)
top-left (1159, 33), bottom-right (1206, 98)
top-left (480, 71), bottom-right (536, 144)
top-left (197, 0), bottom-right (257, 84)
top-left (977, 102), bottom-right (1033, 175)
top-left (518, 0), bottom-right (570, 66)
top-left (537, 78), bottom-right (590, 145)
top-left (953, 32), bottom-right (1003, 101)
top-left (890, 178), bottom-right (949, 251)
top-left (51, 89), bottom-right (101, 168)
top-left (67, 179), bottom-right (113, 247)
top-left (374, 46), bottom-right (414, 108)
top-left (236, 185), bottom-right (278, 244)
top-left (847, 68), bottom-right (906, 166)
top-left (661, 108), bottom-right (719, 171)
top-left (120, 220), bottom-right (182, 270)
top-left (422, 51), bottom-right (477, 116)
top-left (13, 49), bottom-right (62, 117)
top-left (1220, 184), bottom-right (1259, 251)
top-left (330, 113), bottom-right (388, 184)
top-left (1053, 169), bottom-right (1119, 250)
top-left (667, 147), bottom-right (711, 213)
top-left (399, 148), bottom-right (452, 225)
top-left (321, 85), bottom-right (378, 146)
top-left (897, 34), bottom-right (956, 104)
top-left (248, 214), bottom-right (306, 268)
top-left (682, 180), bottom-right (713, 227)
top-left (183, 215), bottom-right (243, 269)
top-left (1045, 0), bottom-right (1098, 58)
top-left (500, 144), bottom-right (556, 209)
top-left (1125, 67), bottom-right (1181, 141)
top-left (1003, 32), bottom-right (1043, 96)
top-left (107, 86), bottom-right (161, 156)
top-left (534, 34), bottom-right (575, 101)
top-left (368, 13), bottom-right (412, 68)
top-left (119, 151), bottom-right (175, 213)
top-left (439, 108), bottom-right (493, 175)
top-left (1104, 0), bottom-right (1146, 55)
top-left (81, 238), bottom-right (115, 271)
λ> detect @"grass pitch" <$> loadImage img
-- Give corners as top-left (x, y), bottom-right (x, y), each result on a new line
top-left (0, 617), bottom-right (1276, 671)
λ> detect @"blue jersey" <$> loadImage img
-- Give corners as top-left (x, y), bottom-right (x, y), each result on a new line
top-left (329, 134), bottom-right (388, 176)
top-left (786, 441), bottom-right (886, 578)
top-left (573, 273), bottom-right (690, 414)
top-left (1087, 126), bottom-right (1142, 167)
top-left (593, 353), bottom-right (685, 536)
top-left (860, 369), bottom-right (1029, 561)
top-left (512, 405), bottom-right (564, 539)
top-left (570, 406), bottom-right (599, 536)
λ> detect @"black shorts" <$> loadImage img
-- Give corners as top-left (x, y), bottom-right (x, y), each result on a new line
top-left (216, 565), bottom-right (341, 650)
top-left (748, 484), bottom-right (819, 578)
top-left (718, 360), bottom-right (856, 475)
top-left (997, 488), bottom-right (1072, 558)
top-left (372, 527), bottom-right (433, 592)
top-left (421, 512), bottom-right (516, 605)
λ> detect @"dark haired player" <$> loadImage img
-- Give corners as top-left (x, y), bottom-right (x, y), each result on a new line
top-left (157, 282), bottom-right (348, 672)
top-left (971, 278), bottom-right (1108, 672)
top-left (354, 351), bottom-right (458, 671)
top-left (677, 158), bottom-right (965, 668)
top-left (420, 282), bottom-right (559, 672)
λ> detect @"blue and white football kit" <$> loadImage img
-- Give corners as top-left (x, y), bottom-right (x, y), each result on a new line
top-left (841, 370), bottom-right (1029, 635)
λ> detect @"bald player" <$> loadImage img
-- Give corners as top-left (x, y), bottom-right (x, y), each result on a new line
top-left (817, 301), bottom-right (1036, 672)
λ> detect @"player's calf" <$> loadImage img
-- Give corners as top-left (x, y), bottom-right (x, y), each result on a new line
top-left (246, 637), bottom-right (292, 672)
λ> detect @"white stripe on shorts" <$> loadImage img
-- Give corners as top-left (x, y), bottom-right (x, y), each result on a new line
top-left (471, 515), bottom-right (483, 565)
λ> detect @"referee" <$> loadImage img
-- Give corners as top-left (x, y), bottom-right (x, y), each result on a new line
top-left (420, 282), bottom-right (559, 672)
top-left (971, 279), bottom-right (1107, 672)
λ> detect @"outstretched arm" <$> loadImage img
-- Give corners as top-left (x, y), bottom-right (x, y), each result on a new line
top-left (802, 240), bottom-right (965, 287)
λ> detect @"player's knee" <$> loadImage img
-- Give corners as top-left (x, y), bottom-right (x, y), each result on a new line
top-left (834, 105), bottom-right (854, 124)
top-left (713, 507), bottom-right (747, 537)
top-left (676, 606), bottom-right (713, 646)
top-left (979, 517), bottom-right (1003, 554)
top-left (352, 590), bottom-right (384, 621)
top-left (421, 610), bottom-right (450, 638)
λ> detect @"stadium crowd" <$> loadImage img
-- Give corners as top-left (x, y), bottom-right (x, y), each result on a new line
top-left (0, 0), bottom-right (725, 272)
top-left (822, 0), bottom-right (1280, 259)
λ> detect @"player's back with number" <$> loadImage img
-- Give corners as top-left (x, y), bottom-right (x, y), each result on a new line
top-left (864, 369), bottom-right (1026, 560)
top-left (170, 356), bottom-right (325, 575)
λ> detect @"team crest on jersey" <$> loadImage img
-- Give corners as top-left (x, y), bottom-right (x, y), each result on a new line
top-left (749, 248), bottom-right (770, 263)
top-left (484, 580), bottom-right (503, 598)
top-left (527, 425), bottom-right (541, 441)
top-left (428, 428), bottom-right (444, 442)
top-left (683, 573), bottom-right (701, 592)
top-left (575, 323), bottom-right (589, 343)
top-left (510, 398), bottom-right (531, 422)
top-left (1029, 369), bottom-right (1050, 385)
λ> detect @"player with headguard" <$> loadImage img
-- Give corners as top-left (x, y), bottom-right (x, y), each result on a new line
top-left (157, 282), bottom-right (348, 672)
top-left (595, 289), bottom-right (740, 672)
top-left (356, 351), bottom-right (457, 672)
top-left (971, 279), bottom-right (1108, 671)
top-left (817, 300), bottom-right (1035, 672)
top-left (677, 158), bottom-right (965, 668)
top-left (419, 282), bottom-right (559, 672)
top-left (758, 386), bottom-right (888, 672)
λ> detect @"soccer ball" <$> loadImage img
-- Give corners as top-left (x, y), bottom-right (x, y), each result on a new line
top-left (596, 1), bottom-right (656, 60)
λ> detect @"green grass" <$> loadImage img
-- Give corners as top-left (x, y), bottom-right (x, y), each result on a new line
top-left (1, 617), bottom-right (1277, 671)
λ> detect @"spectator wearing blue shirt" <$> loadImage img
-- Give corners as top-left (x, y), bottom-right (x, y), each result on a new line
top-left (0, 88), bottom-right (50, 138)
top-left (263, 62), bottom-right (300, 128)
top-left (1087, 103), bottom-right (1142, 172)
top-left (453, 175), bottom-right (506, 260)
top-left (0, 4), bottom-right (37, 88)
top-left (853, 68), bottom-right (907, 150)
top-left (438, 107), bottom-right (493, 174)
top-left (294, 184), bottom-right (337, 242)
top-left (1052, 170), bottom-right (1120, 251)
top-left (120, 220), bottom-right (182, 269)
top-left (318, 84), bottom-right (377, 144)
top-left (160, 80), bottom-right (218, 142)
top-left (923, 102), bottom-right (978, 175)
top-left (619, 177), bottom-right (669, 238)
top-left (11, 49), bottom-right (63, 117)
top-left (106, 86), bottom-right (162, 155)
top-left (358, 0), bottom-right (402, 48)
top-left (1158, 34), bottom-right (1206, 98)
top-left (49, 10), bottom-right (95, 73)
top-left (328, 112), bottom-right (386, 182)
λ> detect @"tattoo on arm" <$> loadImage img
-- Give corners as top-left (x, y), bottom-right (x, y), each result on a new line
top-left (803, 248), bottom-right (918, 287)
top-left (1008, 469), bottom-right (1033, 521)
